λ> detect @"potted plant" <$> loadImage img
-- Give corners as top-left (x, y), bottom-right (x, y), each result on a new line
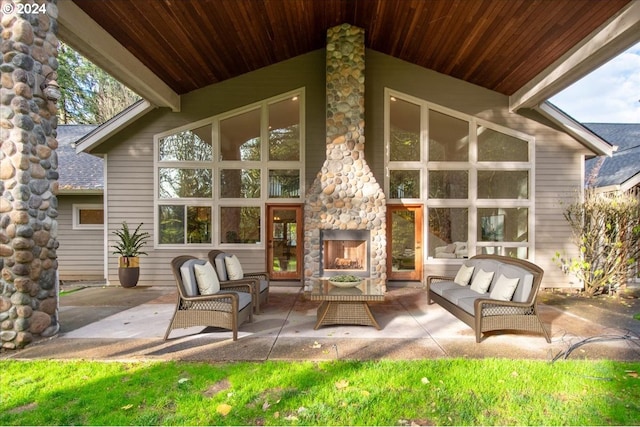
top-left (112, 222), bottom-right (150, 288)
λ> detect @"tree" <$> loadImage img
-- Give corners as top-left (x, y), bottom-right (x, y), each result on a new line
top-left (57, 43), bottom-right (140, 124)
top-left (554, 189), bottom-right (640, 296)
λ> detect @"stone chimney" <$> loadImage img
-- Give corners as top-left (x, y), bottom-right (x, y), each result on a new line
top-left (303, 24), bottom-right (387, 288)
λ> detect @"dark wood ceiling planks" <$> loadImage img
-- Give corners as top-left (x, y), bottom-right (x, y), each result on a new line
top-left (73, 0), bottom-right (631, 95)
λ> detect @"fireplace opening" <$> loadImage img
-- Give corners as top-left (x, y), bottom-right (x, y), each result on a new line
top-left (320, 230), bottom-right (370, 278)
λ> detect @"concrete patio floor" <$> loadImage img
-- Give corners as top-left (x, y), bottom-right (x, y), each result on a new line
top-left (2, 283), bottom-right (639, 362)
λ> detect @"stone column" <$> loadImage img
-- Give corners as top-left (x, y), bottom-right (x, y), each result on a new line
top-left (1, 0), bottom-right (60, 349)
top-left (304, 24), bottom-right (387, 289)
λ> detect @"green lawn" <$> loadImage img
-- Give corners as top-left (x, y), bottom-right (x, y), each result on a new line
top-left (1, 359), bottom-right (639, 425)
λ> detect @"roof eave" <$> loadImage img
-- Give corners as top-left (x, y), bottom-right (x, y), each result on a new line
top-left (509, 1), bottom-right (640, 112)
top-left (536, 102), bottom-right (614, 156)
top-left (75, 100), bottom-right (155, 154)
top-left (57, 189), bottom-right (104, 196)
top-left (58, 0), bottom-right (181, 112)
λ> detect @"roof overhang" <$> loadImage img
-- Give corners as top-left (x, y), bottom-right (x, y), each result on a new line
top-left (509, 1), bottom-right (640, 112)
top-left (595, 172), bottom-right (640, 193)
top-left (57, 0), bottom-right (181, 112)
top-left (536, 102), bottom-right (614, 156)
top-left (57, 189), bottom-right (104, 196)
top-left (75, 99), bottom-right (155, 154)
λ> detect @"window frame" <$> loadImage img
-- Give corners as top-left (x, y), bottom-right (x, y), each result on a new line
top-left (384, 88), bottom-right (535, 262)
top-left (153, 89), bottom-right (305, 249)
top-left (72, 204), bottom-right (104, 230)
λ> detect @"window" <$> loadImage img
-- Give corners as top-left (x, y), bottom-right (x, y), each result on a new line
top-left (154, 90), bottom-right (304, 247)
top-left (73, 204), bottom-right (104, 230)
top-left (386, 89), bottom-right (534, 260)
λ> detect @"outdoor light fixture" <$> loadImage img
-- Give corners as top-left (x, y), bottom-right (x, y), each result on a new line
top-left (42, 80), bottom-right (61, 101)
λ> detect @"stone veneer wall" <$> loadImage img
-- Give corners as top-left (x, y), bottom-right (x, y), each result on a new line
top-left (303, 24), bottom-right (386, 288)
top-left (0, 0), bottom-right (60, 348)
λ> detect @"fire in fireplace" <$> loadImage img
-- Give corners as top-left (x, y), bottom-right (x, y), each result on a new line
top-left (320, 230), bottom-right (370, 277)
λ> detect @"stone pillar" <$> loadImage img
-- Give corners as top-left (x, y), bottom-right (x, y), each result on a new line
top-left (304, 24), bottom-right (387, 289)
top-left (1, 0), bottom-right (60, 349)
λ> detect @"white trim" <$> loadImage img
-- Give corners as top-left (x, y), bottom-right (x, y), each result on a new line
top-left (72, 204), bottom-right (104, 230)
top-left (509, 1), bottom-right (640, 111)
top-left (385, 88), bottom-right (536, 262)
top-left (153, 89), bottom-right (305, 249)
top-left (57, 0), bottom-right (181, 112)
top-left (75, 100), bottom-right (155, 154)
top-left (536, 102), bottom-right (613, 156)
top-left (103, 154), bottom-right (110, 284)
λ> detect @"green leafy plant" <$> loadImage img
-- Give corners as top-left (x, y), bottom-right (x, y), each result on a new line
top-left (554, 189), bottom-right (640, 296)
top-left (112, 222), bottom-right (150, 261)
top-left (330, 274), bottom-right (361, 282)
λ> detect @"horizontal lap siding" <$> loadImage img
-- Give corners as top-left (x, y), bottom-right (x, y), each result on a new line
top-left (57, 195), bottom-right (105, 280)
top-left (101, 51), bottom-right (325, 287)
top-left (367, 50), bottom-right (587, 288)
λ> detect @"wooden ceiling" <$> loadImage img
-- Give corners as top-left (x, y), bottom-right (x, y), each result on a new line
top-left (73, 0), bottom-right (631, 96)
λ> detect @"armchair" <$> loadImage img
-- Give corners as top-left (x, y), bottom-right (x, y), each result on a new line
top-left (208, 250), bottom-right (270, 313)
top-left (165, 255), bottom-right (253, 341)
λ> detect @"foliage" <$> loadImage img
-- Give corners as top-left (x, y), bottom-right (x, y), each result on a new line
top-left (555, 189), bottom-right (640, 296)
top-left (56, 42), bottom-right (140, 124)
top-left (1, 359), bottom-right (639, 426)
top-left (330, 274), bottom-right (361, 282)
top-left (111, 222), bottom-right (150, 259)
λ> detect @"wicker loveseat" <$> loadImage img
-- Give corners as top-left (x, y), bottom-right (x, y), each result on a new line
top-left (426, 254), bottom-right (551, 343)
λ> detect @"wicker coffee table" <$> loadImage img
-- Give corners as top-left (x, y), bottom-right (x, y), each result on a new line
top-left (305, 278), bottom-right (386, 329)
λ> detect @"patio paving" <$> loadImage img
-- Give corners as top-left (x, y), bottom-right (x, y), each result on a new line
top-left (2, 283), bottom-right (639, 362)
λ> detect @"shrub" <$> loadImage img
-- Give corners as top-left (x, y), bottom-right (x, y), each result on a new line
top-left (555, 189), bottom-right (640, 296)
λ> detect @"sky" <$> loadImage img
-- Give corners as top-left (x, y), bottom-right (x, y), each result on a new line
top-left (549, 41), bottom-right (640, 124)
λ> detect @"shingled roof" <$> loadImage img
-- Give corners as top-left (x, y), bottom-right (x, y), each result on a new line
top-left (57, 124), bottom-right (103, 192)
top-left (584, 123), bottom-right (640, 190)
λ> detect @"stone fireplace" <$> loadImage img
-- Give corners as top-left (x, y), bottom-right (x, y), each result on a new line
top-left (303, 24), bottom-right (387, 288)
top-left (320, 230), bottom-right (370, 277)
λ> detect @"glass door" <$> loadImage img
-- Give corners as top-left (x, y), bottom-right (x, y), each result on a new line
top-left (267, 204), bottom-right (302, 280)
top-left (387, 205), bottom-right (423, 281)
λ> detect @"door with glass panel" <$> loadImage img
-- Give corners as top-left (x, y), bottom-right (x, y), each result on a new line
top-left (387, 205), bottom-right (423, 281)
top-left (267, 204), bottom-right (302, 280)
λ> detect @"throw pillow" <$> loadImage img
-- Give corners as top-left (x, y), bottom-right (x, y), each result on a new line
top-left (454, 264), bottom-right (475, 286)
top-left (489, 274), bottom-right (520, 301)
top-left (444, 243), bottom-right (457, 253)
top-left (225, 254), bottom-right (244, 280)
top-left (470, 269), bottom-right (494, 294)
top-left (194, 261), bottom-right (220, 295)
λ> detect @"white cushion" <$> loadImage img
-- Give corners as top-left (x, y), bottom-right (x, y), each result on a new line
top-left (470, 269), bottom-right (494, 294)
top-left (489, 274), bottom-right (520, 301)
top-left (454, 264), bottom-right (474, 286)
top-left (214, 253), bottom-right (228, 281)
top-left (225, 255), bottom-right (244, 280)
top-left (179, 259), bottom-right (206, 297)
top-left (194, 262), bottom-right (220, 295)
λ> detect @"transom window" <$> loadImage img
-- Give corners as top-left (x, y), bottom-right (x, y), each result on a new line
top-left (154, 90), bottom-right (304, 247)
top-left (386, 89), bottom-right (534, 260)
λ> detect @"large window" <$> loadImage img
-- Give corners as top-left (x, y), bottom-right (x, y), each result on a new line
top-left (155, 90), bottom-right (304, 247)
top-left (386, 89), bottom-right (534, 260)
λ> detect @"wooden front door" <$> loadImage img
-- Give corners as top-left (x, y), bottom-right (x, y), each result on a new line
top-left (266, 204), bottom-right (303, 280)
top-left (387, 205), bottom-right (423, 281)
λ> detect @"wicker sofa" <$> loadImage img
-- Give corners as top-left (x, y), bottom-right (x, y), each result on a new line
top-left (426, 254), bottom-right (551, 343)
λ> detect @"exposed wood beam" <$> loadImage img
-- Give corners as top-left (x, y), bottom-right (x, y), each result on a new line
top-left (509, 0), bottom-right (640, 112)
top-left (57, 0), bottom-right (181, 112)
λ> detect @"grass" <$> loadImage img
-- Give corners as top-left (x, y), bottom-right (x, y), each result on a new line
top-left (1, 359), bottom-right (639, 425)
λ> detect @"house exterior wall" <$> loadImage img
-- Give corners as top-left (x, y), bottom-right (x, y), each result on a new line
top-left (57, 195), bottom-right (105, 281)
top-left (365, 50), bottom-right (586, 286)
top-left (93, 50), bottom-right (326, 286)
top-left (96, 48), bottom-right (586, 288)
